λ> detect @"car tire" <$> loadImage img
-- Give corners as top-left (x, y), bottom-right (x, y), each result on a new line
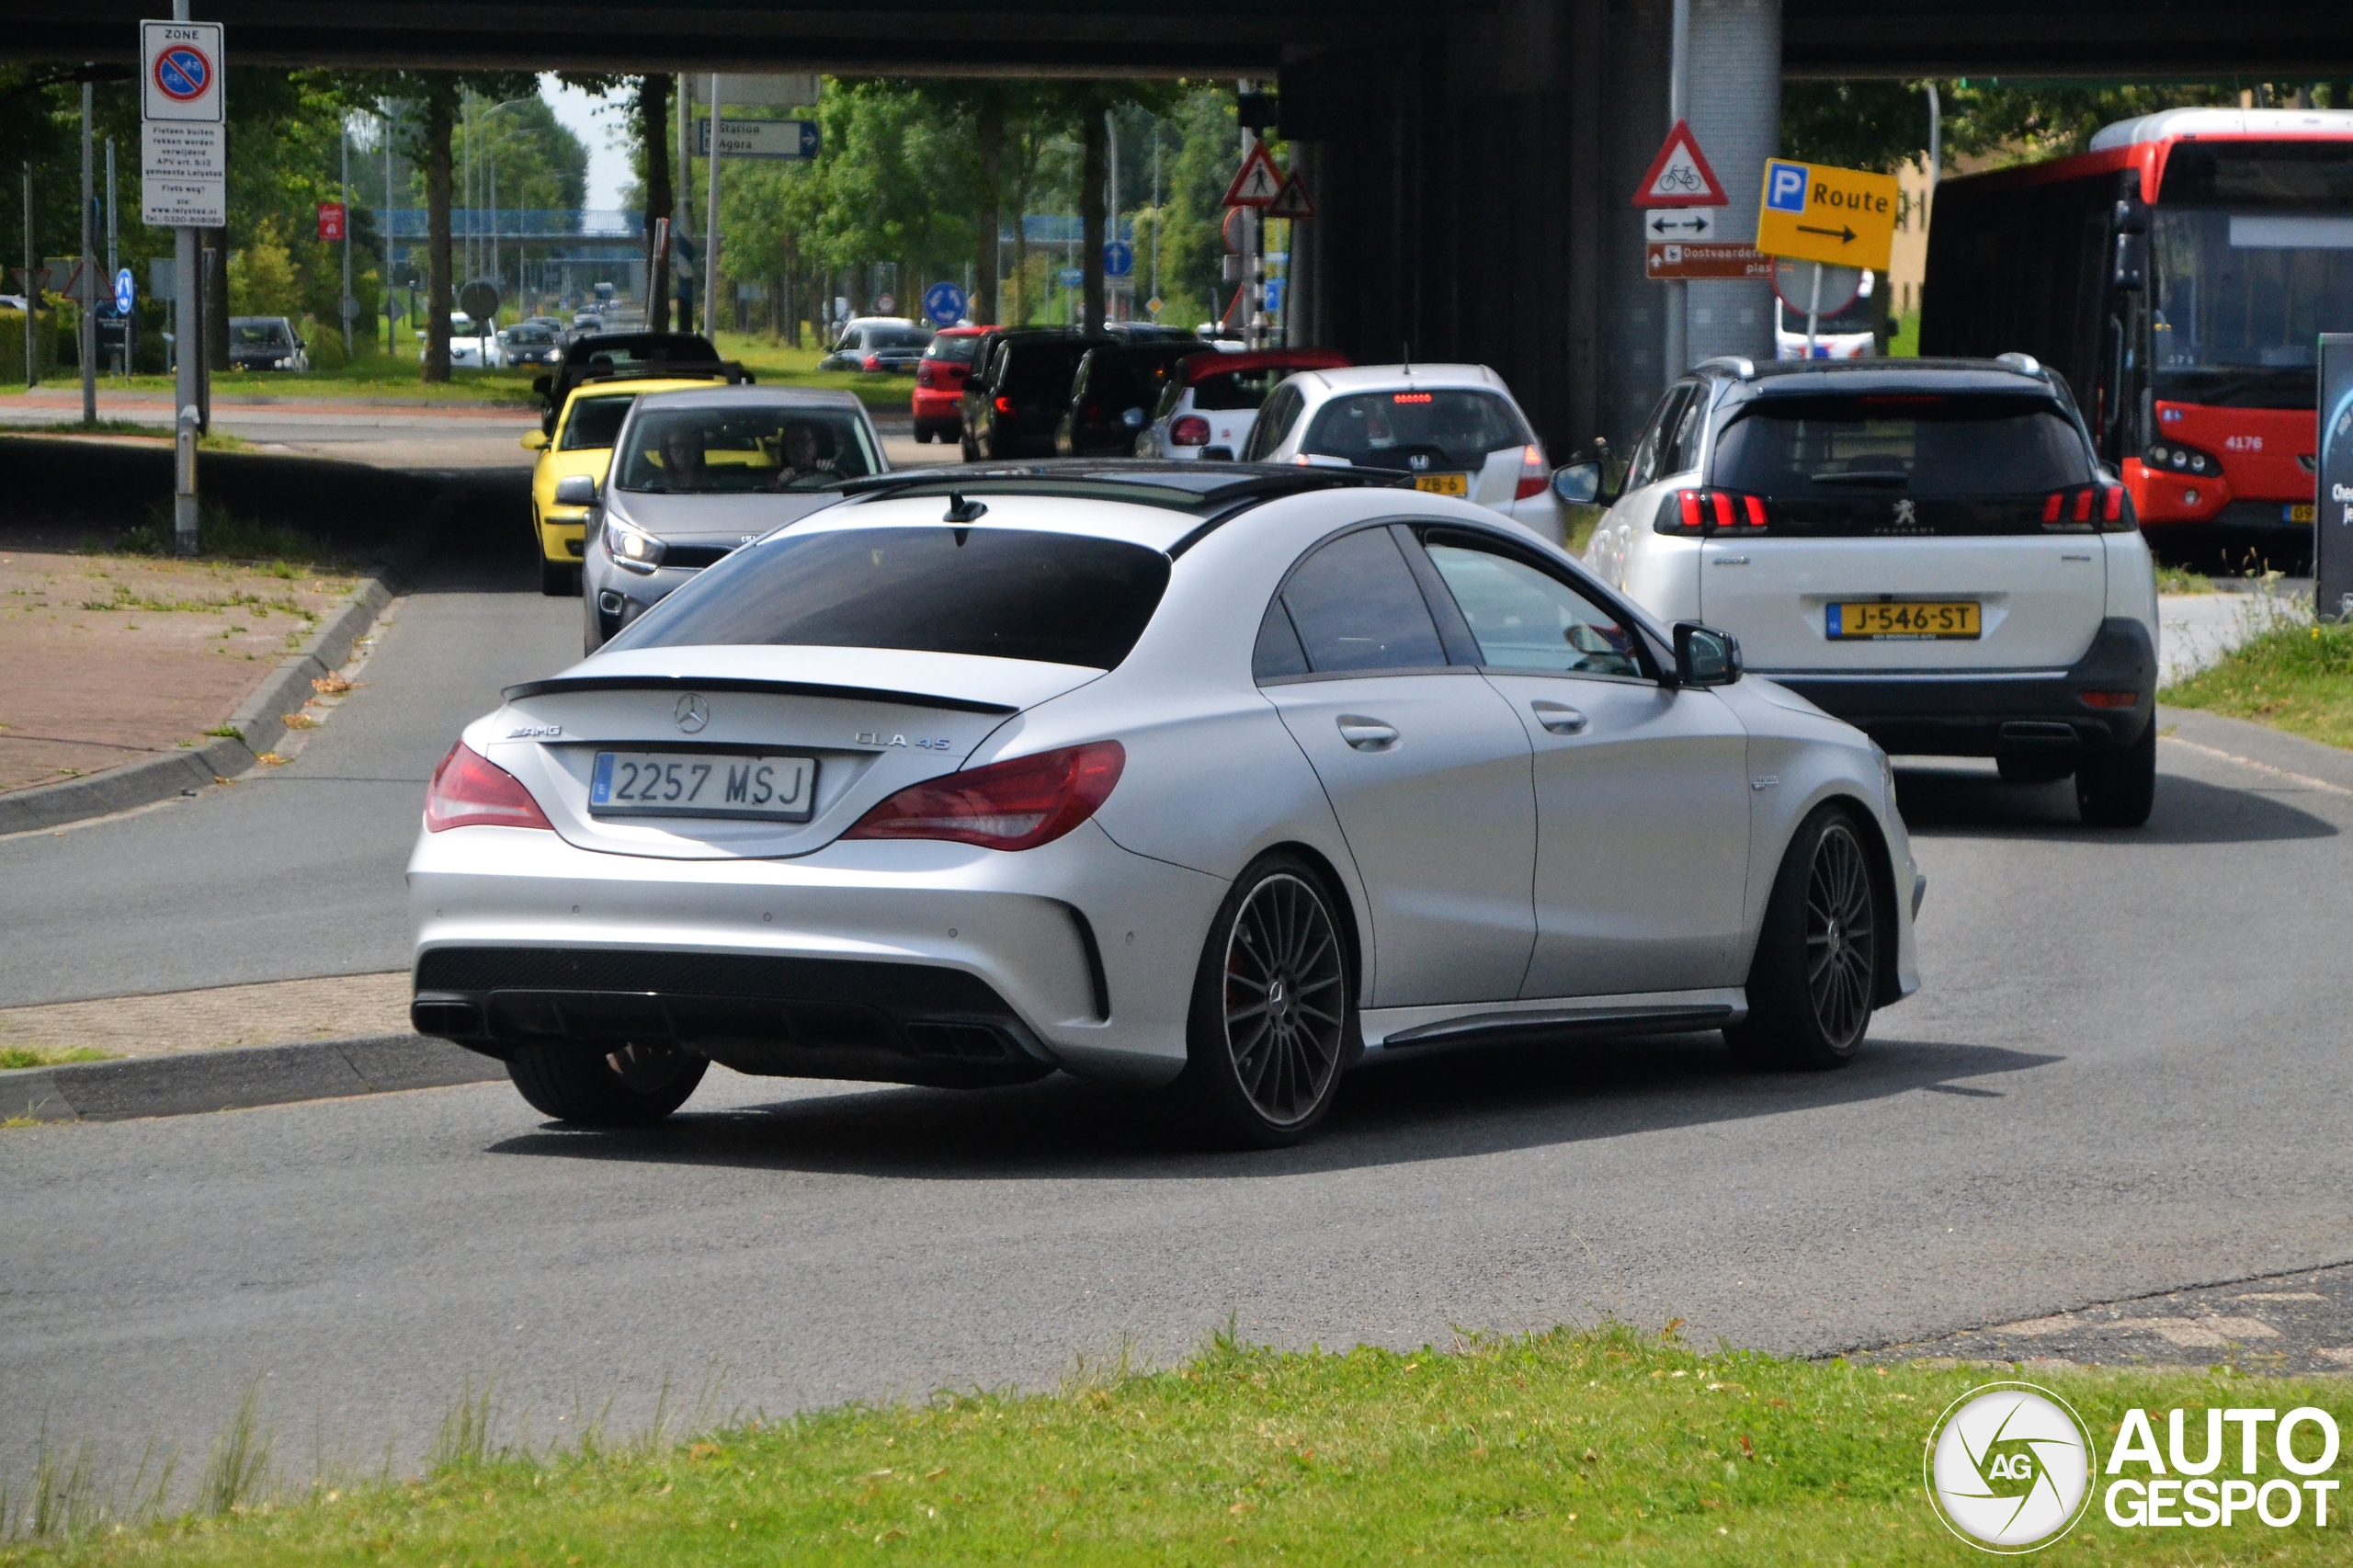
top-left (1172, 852), bottom-right (1358, 1147)
top-left (914, 426), bottom-right (933, 444)
top-left (1726, 804), bottom-right (1881, 1072)
top-left (2075, 720), bottom-right (2156, 827)
top-left (506, 1040), bottom-right (707, 1126)
top-left (540, 558), bottom-right (577, 597)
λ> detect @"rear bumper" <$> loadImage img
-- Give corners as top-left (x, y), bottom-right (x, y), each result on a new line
top-left (1768, 616), bottom-right (2156, 759)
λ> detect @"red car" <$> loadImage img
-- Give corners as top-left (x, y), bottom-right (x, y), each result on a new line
top-left (912, 324), bottom-right (988, 443)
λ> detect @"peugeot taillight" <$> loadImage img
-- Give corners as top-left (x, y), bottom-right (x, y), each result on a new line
top-left (844, 743), bottom-right (1125, 852)
top-left (1171, 415), bottom-right (1211, 446)
top-left (1514, 442), bottom-right (1550, 501)
top-left (995, 394), bottom-right (1016, 415)
top-left (426, 742), bottom-right (552, 833)
top-left (1654, 487), bottom-right (1769, 535)
top-left (2040, 483), bottom-right (2134, 532)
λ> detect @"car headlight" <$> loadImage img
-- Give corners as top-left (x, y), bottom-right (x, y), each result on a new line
top-left (548, 348), bottom-right (563, 361)
top-left (272, 357), bottom-right (290, 369)
top-left (603, 514), bottom-right (665, 573)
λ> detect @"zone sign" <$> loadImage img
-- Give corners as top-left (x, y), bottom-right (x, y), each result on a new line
top-left (142, 19), bottom-right (224, 123)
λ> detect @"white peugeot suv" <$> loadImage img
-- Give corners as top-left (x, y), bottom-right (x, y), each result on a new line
top-left (1568, 355), bottom-right (2160, 825)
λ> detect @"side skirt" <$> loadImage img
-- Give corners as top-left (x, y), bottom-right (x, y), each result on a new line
top-left (1361, 987), bottom-right (1747, 1053)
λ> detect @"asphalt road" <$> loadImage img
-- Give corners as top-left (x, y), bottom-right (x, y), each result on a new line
top-left (5, 722), bottom-right (2349, 1485)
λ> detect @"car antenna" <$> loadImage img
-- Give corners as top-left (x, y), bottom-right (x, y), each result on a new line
top-left (943, 490), bottom-right (988, 524)
top-left (1401, 341), bottom-right (1411, 377)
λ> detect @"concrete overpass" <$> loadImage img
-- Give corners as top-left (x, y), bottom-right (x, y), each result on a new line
top-left (22, 2), bottom-right (2353, 450)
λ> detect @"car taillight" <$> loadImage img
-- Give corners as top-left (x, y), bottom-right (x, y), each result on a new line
top-left (915, 361), bottom-right (936, 386)
top-left (861, 353), bottom-right (882, 371)
top-left (2041, 483), bottom-right (2133, 532)
top-left (1514, 442), bottom-right (1550, 500)
top-left (995, 394), bottom-right (1015, 415)
top-left (1171, 415), bottom-right (1211, 446)
top-left (1653, 487), bottom-right (1768, 534)
top-left (426, 742), bottom-right (551, 833)
top-left (2078, 689), bottom-right (2139, 709)
top-left (843, 742), bottom-right (1125, 852)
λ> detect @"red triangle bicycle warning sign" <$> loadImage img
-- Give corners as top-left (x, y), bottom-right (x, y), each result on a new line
top-left (1632, 119), bottom-right (1728, 208)
top-left (1265, 172), bottom-right (1316, 220)
top-left (1222, 142), bottom-right (1284, 208)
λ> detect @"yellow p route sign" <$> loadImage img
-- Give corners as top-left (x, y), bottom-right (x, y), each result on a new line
top-left (1756, 158), bottom-right (1899, 273)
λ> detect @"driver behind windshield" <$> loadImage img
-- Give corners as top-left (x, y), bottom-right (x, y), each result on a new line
top-left (777, 420), bottom-right (838, 484)
top-left (660, 426), bottom-right (709, 493)
top-left (617, 406), bottom-right (883, 494)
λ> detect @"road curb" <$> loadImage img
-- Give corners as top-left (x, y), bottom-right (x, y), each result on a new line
top-left (2158, 706), bottom-right (2353, 793)
top-left (3, 1033), bottom-right (503, 1122)
top-left (0, 544), bottom-right (420, 838)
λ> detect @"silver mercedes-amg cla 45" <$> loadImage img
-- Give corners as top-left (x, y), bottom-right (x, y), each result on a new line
top-left (409, 463), bottom-right (1922, 1146)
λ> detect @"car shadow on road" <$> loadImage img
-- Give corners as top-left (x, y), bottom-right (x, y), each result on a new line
top-left (1893, 767), bottom-right (2337, 845)
top-left (482, 1029), bottom-right (2059, 1182)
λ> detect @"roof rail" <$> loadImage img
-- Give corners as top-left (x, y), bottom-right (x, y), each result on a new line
top-left (1695, 355), bottom-right (1755, 380)
top-left (1993, 351), bottom-right (2043, 377)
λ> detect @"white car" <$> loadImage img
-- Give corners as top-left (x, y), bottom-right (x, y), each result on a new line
top-left (1234, 363), bottom-right (1569, 546)
top-left (409, 464), bottom-right (1921, 1143)
top-left (1136, 348), bottom-right (1348, 461)
top-left (1574, 354), bottom-right (2159, 825)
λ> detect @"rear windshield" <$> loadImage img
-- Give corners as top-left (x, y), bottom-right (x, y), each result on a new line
top-left (864, 327), bottom-right (934, 351)
top-left (925, 335), bottom-right (981, 364)
top-left (1300, 389), bottom-right (1531, 471)
top-left (615, 405), bottom-right (881, 493)
top-left (609, 527), bottom-right (1170, 669)
top-left (1000, 342), bottom-right (1090, 394)
top-left (1186, 365), bottom-right (1294, 413)
top-left (1711, 394), bottom-right (2092, 498)
top-left (560, 393), bottom-right (638, 450)
top-left (231, 320), bottom-right (291, 347)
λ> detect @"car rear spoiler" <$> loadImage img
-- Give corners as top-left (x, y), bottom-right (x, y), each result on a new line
top-left (499, 673), bottom-right (1017, 716)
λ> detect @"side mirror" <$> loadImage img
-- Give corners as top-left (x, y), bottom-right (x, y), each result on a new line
top-left (532, 374), bottom-right (552, 398)
top-left (553, 475), bottom-right (599, 507)
top-left (2112, 230), bottom-right (2148, 292)
top-left (1121, 406), bottom-right (1146, 430)
top-left (519, 430), bottom-right (549, 451)
top-left (1552, 460), bottom-right (1605, 506)
top-left (1674, 622), bottom-right (1742, 687)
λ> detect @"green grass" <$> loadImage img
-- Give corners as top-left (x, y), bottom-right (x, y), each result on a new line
top-left (706, 332), bottom-right (915, 411)
top-left (0, 1046), bottom-right (110, 1070)
top-left (0, 361), bottom-right (542, 406)
top-left (7, 1324), bottom-right (2349, 1564)
top-left (2154, 563), bottom-right (2218, 596)
top-left (1886, 310), bottom-right (1920, 358)
top-left (112, 500), bottom-right (353, 572)
top-left (2164, 619), bottom-right (2353, 749)
top-left (0, 423), bottom-right (251, 452)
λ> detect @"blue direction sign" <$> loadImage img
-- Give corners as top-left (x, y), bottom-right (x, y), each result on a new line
top-left (1103, 240), bottom-right (1134, 278)
top-left (1055, 267), bottom-right (1084, 289)
top-left (923, 280), bottom-right (967, 326)
top-left (1262, 278), bottom-right (1284, 313)
top-left (114, 267), bottom-right (135, 315)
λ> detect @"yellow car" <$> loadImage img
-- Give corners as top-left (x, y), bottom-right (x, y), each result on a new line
top-left (524, 374), bottom-right (738, 595)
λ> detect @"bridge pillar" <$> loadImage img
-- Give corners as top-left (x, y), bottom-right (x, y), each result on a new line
top-left (1281, 0), bottom-right (1780, 459)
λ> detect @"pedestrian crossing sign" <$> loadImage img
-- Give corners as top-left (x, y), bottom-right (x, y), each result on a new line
top-left (1222, 142), bottom-right (1284, 208)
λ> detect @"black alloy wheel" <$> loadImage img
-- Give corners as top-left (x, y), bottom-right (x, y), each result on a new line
top-left (1177, 854), bottom-right (1355, 1145)
top-left (506, 1039), bottom-right (708, 1125)
top-left (2076, 721), bottom-right (2156, 827)
top-left (1728, 806), bottom-right (1881, 1070)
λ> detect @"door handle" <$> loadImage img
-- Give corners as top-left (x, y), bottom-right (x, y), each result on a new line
top-left (1336, 715), bottom-right (1399, 751)
top-left (1530, 700), bottom-right (1588, 735)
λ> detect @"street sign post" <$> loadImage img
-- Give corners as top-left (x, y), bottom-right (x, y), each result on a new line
top-left (695, 117), bottom-right (820, 160)
top-left (1102, 241), bottom-right (1133, 279)
top-left (142, 12), bottom-right (221, 558)
top-left (114, 267), bottom-right (133, 315)
top-left (1756, 158), bottom-right (1898, 272)
top-left (1643, 207), bottom-right (1717, 241)
top-left (922, 280), bottom-right (966, 327)
top-left (1221, 143), bottom-right (1283, 209)
top-left (1266, 173), bottom-right (1315, 221)
top-left (2318, 334), bottom-right (2353, 622)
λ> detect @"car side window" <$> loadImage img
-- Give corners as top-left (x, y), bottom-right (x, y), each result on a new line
top-left (1623, 384), bottom-right (1690, 491)
top-left (1662, 381), bottom-right (1710, 477)
top-left (1262, 527), bottom-right (1449, 678)
top-left (1240, 381), bottom-right (1305, 461)
top-left (1419, 533), bottom-right (1646, 680)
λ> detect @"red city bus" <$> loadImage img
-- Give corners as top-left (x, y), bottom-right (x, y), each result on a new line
top-left (1922, 108), bottom-right (2353, 566)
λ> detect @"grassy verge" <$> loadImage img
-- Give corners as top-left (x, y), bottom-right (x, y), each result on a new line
top-left (2154, 563), bottom-right (2217, 595)
top-left (1, 363), bottom-right (542, 406)
top-left (6, 1324), bottom-right (2348, 1564)
top-left (707, 332), bottom-right (917, 412)
top-left (0, 1046), bottom-right (110, 1070)
top-left (0, 424), bottom-right (251, 453)
top-left (2163, 619), bottom-right (2353, 749)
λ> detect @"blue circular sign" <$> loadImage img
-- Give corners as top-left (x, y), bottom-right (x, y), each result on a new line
top-left (155, 46), bottom-right (210, 102)
top-left (1103, 241), bottom-right (1134, 279)
top-left (114, 268), bottom-right (134, 315)
top-left (923, 280), bottom-right (967, 327)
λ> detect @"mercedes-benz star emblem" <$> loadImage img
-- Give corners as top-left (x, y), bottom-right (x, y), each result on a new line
top-left (674, 693), bottom-right (710, 733)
